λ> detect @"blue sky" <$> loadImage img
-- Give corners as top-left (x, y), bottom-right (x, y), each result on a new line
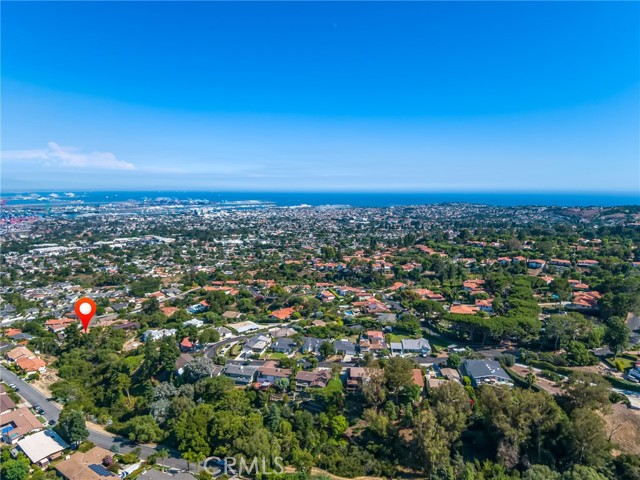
top-left (2, 1), bottom-right (639, 193)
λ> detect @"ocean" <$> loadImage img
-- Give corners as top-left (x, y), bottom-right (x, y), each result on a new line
top-left (1, 191), bottom-right (638, 208)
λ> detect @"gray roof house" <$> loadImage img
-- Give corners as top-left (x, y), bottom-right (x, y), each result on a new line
top-left (390, 338), bottom-right (431, 356)
top-left (224, 364), bottom-right (258, 385)
top-left (334, 339), bottom-right (357, 356)
top-left (402, 338), bottom-right (431, 354)
top-left (460, 359), bottom-right (513, 387)
top-left (301, 337), bottom-right (324, 354)
top-left (242, 334), bottom-right (271, 356)
top-left (271, 338), bottom-right (298, 354)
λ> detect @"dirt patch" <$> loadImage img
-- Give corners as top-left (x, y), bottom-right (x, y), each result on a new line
top-left (86, 421), bottom-right (113, 436)
top-left (511, 364), bottom-right (563, 396)
top-left (602, 403), bottom-right (640, 456)
top-left (123, 338), bottom-right (142, 352)
top-left (285, 466), bottom-right (385, 480)
top-left (31, 369), bottom-right (59, 397)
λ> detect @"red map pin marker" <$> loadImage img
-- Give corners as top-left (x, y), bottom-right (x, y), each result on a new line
top-left (74, 297), bottom-right (96, 332)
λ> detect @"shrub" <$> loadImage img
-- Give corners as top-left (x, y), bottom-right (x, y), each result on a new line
top-left (541, 370), bottom-right (563, 383)
top-left (502, 354), bottom-right (516, 367)
top-left (609, 391), bottom-right (630, 406)
top-left (614, 359), bottom-right (626, 372)
top-left (604, 375), bottom-right (640, 393)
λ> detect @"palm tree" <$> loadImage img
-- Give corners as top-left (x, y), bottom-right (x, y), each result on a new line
top-left (157, 449), bottom-right (170, 471)
top-left (182, 451), bottom-right (195, 472)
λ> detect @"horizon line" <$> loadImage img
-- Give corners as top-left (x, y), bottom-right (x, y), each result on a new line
top-left (2, 188), bottom-right (639, 197)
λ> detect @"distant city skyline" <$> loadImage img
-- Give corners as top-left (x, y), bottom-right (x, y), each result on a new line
top-left (2, 1), bottom-right (639, 193)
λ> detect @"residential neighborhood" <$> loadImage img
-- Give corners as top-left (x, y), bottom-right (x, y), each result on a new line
top-left (1, 200), bottom-right (640, 480)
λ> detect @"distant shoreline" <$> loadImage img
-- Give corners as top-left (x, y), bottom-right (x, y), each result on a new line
top-left (1, 190), bottom-right (638, 208)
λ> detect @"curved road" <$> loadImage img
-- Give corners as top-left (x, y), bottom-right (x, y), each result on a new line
top-left (0, 365), bottom-right (188, 470)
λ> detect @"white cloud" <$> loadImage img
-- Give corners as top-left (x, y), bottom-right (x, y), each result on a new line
top-left (1, 142), bottom-right (135, 170)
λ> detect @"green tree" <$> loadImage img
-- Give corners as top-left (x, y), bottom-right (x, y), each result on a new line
top-left (565, 408), bottom-right (611, 470)
top-left (143, 296), bottom-right (161, 315)
top-left (174, 404), bottom-right (214, 458)
top-left (413, 299), bottom-right (446, 317)
top-left (57, 407), bottom-right (89, 446)
top-left (157, 448), bottom-right (170, 470)
top-left (113, 372), bottom-right (132, 405)
top-left (565, 341), bottom-right (597, 367)
top-left (413, 407), bottom-right (451, 475)
top-left (265, 404), bottom-right (282, 432)
top-left (330, 415), bottom-right (349, 438)
top-left (182, 356), bottom-right (217, 383)
top-left (319, 341), bottom-right (335, 358)
top-left (544, 313), bottom-right (587, 351)
top-left (126, 415), bottom-right (164, 443)
top-left (362, 368), bottom-right (387, 408)
top-left (397, 313), bottom-right (421, 335)
top-left (1, 456), bottom-right (30, 480)
top-left (563, 371), bottom-right (611, 412)
top-left (561, 465), bottom-right (608, 480)
top-left (195, 375), bottom-right (235, 403)
top-left (158, 336), bottom-right (180, 372)
top-left (477, 386), bottom-right (563, 469)
top-left (613, 453), bottom-right (640, 480)
top-left (603, 316), bottom-right (629, 359)
top-left (384, 356), bottom-right (414, 404)
top-left (429, 382), bottom-right (471, 446)
top-left (198, 328), bottom-right (220, 344)
top-left (523, 465), bottom-right (561, 480)
top-left (550, 278), bottom-right (572, 302)
top-left (446, 353), bottom-right (462, 369)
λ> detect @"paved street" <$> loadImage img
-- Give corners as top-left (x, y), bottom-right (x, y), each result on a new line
top-left (0, 366), bottom-right (61, 421)
top-left (0, 365), bottom-right (189, 470)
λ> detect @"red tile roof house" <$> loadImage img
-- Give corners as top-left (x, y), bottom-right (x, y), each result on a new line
top-left (319, 290), bottom-right (336, 303)
top-left (147, 291), bottom-right (166, 301)
top-left (5, 346), bottom-right (35, 362)
top-left (568, 279), bottom-right (590, 291)
top-left (568, 291), bottom-right (602, 311)
top-left (388, 282), bottom-right (406, 292)
top-left (161, 306), bottom-right (179, 317)
top-left (16, 356), bottom-right (47, 376)
top-left (4, 328), bottom-right (22, 338)
top-left (449, 304), bottom-right (480, 315)
top-left (360, 330), bottom-right (387, 353)
top-left (462, 279), bottom-right (486, 293)
top-left (269, 307), bottom-right (297, 321)
top-left (414, 289), bottom-right (445, 302)
top-left (44, 318), bottom-right (77, 334)
top-left (179, 337), bottom-right (195, 352)
top-left (475, 298), bottom-right (494, 313)
top-left (412, 368), bottom-right (426, 391)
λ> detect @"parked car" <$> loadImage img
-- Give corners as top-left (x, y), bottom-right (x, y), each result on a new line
top-left (48, 419), bottom-right (57, 426)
